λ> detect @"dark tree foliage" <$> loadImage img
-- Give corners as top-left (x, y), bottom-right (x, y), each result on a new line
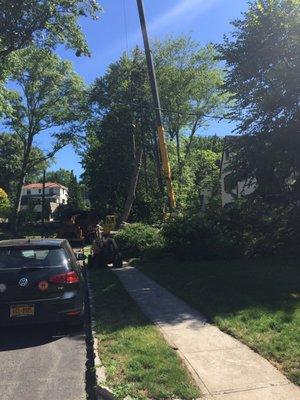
top-left (218, 0), bottom-right (300, 202)
top-left (83, 116), bottom-right (138, 215)
top-left (67, 170), bottom-right (85, 210)
top-left (0, 133), bottom-right (49, 198)
top-left (83, 50), bottom-right (164, 220)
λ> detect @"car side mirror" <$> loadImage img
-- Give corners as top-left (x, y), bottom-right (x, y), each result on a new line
top-left (76, 253), bottom-right (87, 261)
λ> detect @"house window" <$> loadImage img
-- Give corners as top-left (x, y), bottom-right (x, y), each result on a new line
top-left (49, 188), bottom-right (54, 195)
top-left (224, 149), bottom-right (230, 161)
top-left (27, 189), bottom-right (31, 195)
top-left (224, 174), bottom-right (237, 194)
top-left (38, 189), bottom-right (42, 193)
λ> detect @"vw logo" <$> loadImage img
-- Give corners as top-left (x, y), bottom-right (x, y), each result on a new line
top-left (19, 277), bottom-right (29, 287)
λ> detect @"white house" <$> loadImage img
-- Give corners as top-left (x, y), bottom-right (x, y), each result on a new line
top-left (21, 182), bottom-right (68, 220)
top-left (199, 188), bottom-right (212, 212)
top-left (220, 136), bottom-right (256, 207)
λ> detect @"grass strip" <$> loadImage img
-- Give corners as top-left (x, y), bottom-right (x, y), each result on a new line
top-left (135, 256), bottom-right (300, 386)
top-left (89, 267), bottom-right (200, 400)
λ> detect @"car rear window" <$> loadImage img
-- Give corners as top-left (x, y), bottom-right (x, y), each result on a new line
top-left (0, 246), bottom-right (69, 269)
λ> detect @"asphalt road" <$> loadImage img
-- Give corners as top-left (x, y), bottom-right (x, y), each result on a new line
top-left (0, 323), bottom-right (88, 400)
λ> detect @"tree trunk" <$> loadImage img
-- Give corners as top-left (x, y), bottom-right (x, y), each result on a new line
top-left (12, 135), bottom-right (33, 232)
top-left (120, 148), bottom-right (143, 224)
top-left (175, 131), bottom-right (180, 166)
top-left (177, 118), bottom-right (201, 192)
top-left (143, 150), bottom-right (149, 194)
top-left (12, 171), bottom-right (26, 233)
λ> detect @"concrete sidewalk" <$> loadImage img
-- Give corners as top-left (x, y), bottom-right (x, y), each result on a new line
top-left (113, 266), bottom-right (300, 400)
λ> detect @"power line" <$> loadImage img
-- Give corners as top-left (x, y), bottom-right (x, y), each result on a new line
top-left (123, 0), bottom-right (129, 56)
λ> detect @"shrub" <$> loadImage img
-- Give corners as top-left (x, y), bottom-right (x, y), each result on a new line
top-left (115, 223), bottom-right (165, 259)
top-left (162, 199), bottom-right (300, 260)
top-left (162, 213), bottom-right (239, 260)
top-left (221, 199), bottom-right (300, 257)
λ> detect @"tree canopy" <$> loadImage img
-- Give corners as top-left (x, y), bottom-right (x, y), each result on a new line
top-left (82, 37), bottom-right (226, 220)
top-left (67, 171), bottom-right (86, 210)
top-left (218, 0), bottom-right (300, 202)
top-left (0, 133), bottom-right (49, 197)
top-left (0, 0), bottom-right (101, 63)
top-left (155, 37), bottom-right (227, 160)
top-left (2, 46), bottom-right (87, 223)
top-left (43, 169), bottom-right (73, 187)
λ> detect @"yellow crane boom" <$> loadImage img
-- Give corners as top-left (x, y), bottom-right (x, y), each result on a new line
top-left (136, 0), bottom-right (176, 210)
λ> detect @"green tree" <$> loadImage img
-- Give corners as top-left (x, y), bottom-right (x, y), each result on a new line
top-left (0, 0), bottom-right (101, 70)
top-left (84, 50), bottom-right (160, 219)
top-left (0, 188), bottom-right (10, 217)
top-left (67, 171), bottom-right (85, 210)
top-left (218, 0), bottom-right (300, 202)
top-left (2, 47), bottom-right (86, 226)
top-left (0, 1), bottom-right (101, 115)
top-left (155, 37), bottom-right (227, 166)
top-left (42, 169), bottom-right (73, 187)
top-left (169, 136), bottom-right (223, 211)
top-left (0, 133), bottom-right (49, 197)
top-left (83, 37), bottom-right (227, 221)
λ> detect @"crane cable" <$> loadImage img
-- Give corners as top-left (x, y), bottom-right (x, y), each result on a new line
top-left (123, 0), bottom-right (129, 57)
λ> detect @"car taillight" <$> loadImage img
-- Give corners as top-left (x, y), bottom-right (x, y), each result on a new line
top-left (49, 271), bottom-right (80, 284)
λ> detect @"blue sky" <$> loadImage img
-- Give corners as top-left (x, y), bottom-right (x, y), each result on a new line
top-left (52, 0), bottom-right (249, 177)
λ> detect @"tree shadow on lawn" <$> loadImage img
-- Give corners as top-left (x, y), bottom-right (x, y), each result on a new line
top-left (90, 259), bottom-right (300, 387)
top-left (90, 257), bottom-right (300, 341)
top-left (134, 256), bottom-right (300, 385)
top-left (135, 256), bottom-right (300, 321)
top-left (91, 267), bottom-right (150, 335)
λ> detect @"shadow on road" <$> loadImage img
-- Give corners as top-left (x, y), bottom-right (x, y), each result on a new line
top-left (0, 323), bottom-right (83, 351)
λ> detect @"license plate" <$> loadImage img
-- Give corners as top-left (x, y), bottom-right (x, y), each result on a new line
top-left (10, 304), bottom-right (35, 318)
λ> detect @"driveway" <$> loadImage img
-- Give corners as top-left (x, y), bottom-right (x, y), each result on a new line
top-left (0, 323), bottom-right (88, 400)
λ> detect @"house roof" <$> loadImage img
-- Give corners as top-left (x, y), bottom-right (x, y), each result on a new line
top-left (23, 182), bottom-right (68, 190)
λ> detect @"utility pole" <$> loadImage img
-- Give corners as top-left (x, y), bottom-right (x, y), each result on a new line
top-left (41, 170), bottom-right (46, 237)
top-left (136, 0), bottom-right (176, 209)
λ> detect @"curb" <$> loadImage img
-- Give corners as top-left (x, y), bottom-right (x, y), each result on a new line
top-left (87, 275), bottom-right (116, 400)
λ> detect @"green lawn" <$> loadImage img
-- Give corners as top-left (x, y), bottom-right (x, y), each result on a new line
top-left (135, 257), bottom-right (300, 385)
top-left (89, 267), bottom-right (200, 400)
